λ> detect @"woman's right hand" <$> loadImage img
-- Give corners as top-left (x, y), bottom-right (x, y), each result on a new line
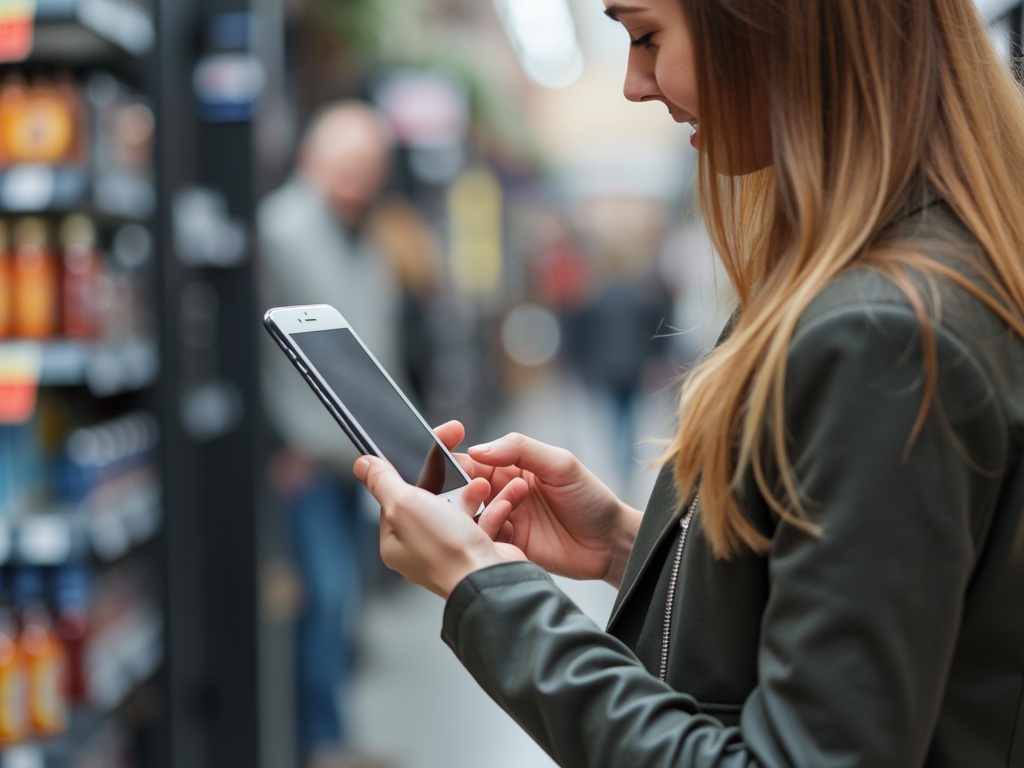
top-left (435, 423), bottom-right (642, 587)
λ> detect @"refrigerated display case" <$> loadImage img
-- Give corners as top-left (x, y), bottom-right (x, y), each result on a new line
top-left (0, 2), bottom-right (165, 765)
top-left (0, 0), bottom-right (279, 765)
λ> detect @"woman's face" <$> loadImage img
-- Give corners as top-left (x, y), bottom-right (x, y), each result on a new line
top-left (604, 0), bottom-right (772, 174)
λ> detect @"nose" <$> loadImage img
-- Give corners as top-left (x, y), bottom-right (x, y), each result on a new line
top-left (622, 51), bottom-right (658, 103)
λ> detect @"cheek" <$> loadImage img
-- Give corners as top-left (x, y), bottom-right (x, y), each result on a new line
top-left (657, 53), bottom-right (698, 112)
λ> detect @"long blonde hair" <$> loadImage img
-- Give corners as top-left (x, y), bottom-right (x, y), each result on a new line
top-left (670, 0), bottom-right (1024, 557)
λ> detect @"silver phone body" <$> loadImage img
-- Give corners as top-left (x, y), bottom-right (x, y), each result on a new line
top-left (264, 303), bottom-right (474, 508)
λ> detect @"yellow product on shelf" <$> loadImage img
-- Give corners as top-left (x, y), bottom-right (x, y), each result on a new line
top-left (0, 604), bottom-right (26, 745)
top-left (0, 74), bottom-right (79, 167)
top-left (18, 570), bottom-right (68, 739)
top-left (0, 220), bottom-right (10, 339)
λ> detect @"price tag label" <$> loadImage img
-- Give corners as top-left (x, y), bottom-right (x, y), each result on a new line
top-left (0, 342), bottom-right (41, 424)
top-left (0, 0), bottom-right (36, 63)
top-left (1, 164), bottom-right (56, 211)
top-left (0, 744), bottom-right (44, 768)
top-left (19, 513), bottom-right (72, 565)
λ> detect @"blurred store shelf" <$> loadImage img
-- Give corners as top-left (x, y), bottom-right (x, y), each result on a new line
top-left (0, 166), bottom-right (155, 221)
top-left (33, 0), bottom-right (154, 61)
top-left (0, 339), bottom-right (158, 397)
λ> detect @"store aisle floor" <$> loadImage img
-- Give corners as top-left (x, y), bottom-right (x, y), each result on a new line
top-left (347, 366), bottom-right (678, 768)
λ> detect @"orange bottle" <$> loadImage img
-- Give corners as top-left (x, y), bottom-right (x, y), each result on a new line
top-left (0, 220), bottom-right (11, 338)
top-left (0, 74), bottom-right (29, 168)
top-left (1, 75), bottom-right (76, 166)
top-left (16, 568), bottom-right (67, 738)
top-left (0, 593), bottom-right (27, 745)
top-left (53, 73), bottom-right (86, 167)
top-left (12, 217), bottom-right (58, 339)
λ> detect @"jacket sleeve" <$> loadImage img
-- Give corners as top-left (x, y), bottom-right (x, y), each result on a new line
top-left (440, 301), bottom-right (1007, 767)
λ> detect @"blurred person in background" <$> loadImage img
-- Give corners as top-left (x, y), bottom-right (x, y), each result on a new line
top-left (534, 220), bottom-right (596, 395)
top-left (352, 1), bottom-right (1024, 766)
top-left (577, 242), bottom-right (674, 493)
top-left (258, 100), bottom-right (397, 768)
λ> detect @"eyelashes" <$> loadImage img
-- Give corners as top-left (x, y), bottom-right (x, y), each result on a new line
top-left (630, 32), bottom-right (655, 48)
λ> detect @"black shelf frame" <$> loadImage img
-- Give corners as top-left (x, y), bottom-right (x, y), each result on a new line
top-left (154, 0), bottom-right (273, 767)
top-left (0, 0), bottom-right (273, 762)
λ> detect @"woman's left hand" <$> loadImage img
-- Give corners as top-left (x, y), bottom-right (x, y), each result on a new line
top-left (354, 455), bottom-right (528, 598)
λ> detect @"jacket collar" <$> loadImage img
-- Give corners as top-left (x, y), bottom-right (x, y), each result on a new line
top-left (606, 464), bottom-right (692, 630)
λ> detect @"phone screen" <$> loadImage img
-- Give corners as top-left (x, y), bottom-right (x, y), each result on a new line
top-left (294, 327), bottom-right (466, 494)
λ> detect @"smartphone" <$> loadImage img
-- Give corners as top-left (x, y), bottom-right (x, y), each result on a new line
top-left (264, 304), bottom-right (478, 510)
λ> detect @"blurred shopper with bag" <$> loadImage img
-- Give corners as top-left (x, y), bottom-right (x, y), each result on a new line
top-left (352, 1), bottom-right (1024, 766)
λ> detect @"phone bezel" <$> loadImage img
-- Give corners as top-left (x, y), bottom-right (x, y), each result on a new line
top-left (263, 304), bottom-right (475, 506)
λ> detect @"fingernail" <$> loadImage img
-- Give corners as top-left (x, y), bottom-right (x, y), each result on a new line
top-left (353, 457), bottom-right (370, 480)
top-left (470, 442), bottom-right (492, 453)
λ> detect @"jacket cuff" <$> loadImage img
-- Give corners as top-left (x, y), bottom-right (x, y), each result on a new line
top-left (442, 561), bottom-right (552, 649)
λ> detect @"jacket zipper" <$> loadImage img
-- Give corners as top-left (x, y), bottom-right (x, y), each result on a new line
top-left (660, 493), bottom-right (698, 682)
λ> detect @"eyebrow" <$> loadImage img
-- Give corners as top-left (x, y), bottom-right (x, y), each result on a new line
top-left (603, 4), bottom-right (644, 21)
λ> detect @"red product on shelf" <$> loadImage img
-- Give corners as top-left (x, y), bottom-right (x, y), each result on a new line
top-left (60, 214), bottom-right (102, 339)
top-left (53, 566), bottom-right (91, 705)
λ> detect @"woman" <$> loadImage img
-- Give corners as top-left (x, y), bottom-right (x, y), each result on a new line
top-left (354, 0), bottom-right (1024, 765)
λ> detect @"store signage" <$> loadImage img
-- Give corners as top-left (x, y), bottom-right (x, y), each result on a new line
top-left (0, 0), bottom-right (35, 63)
top-left (193, 52), bottom-right (265, 123)
top-left (448, 166), bottom-right (504, 298)
top-left (0, 341), bottom-right (41, 423)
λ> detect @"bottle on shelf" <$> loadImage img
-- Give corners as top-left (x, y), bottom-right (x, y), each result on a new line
top-left (60, 214), bottom-right (102, 340)
top-left (0, 74), bottom-right (29, 169)
top-left (0, 412), bottom-right (45, 520)
top-left (0, 574), bottom-right (27, 745)
top-left (52, 565), bottom-right (90, 706)
top-left (15, 566), bottom-right (68, 739)
top-left (0, 74), bottom-right (80, 168)
top-left (12, 217), bottom-right (58, 340)
top-left (0, 220), bottom-right (10, 339)
top-left (53, 72), bottom-right (87, 168)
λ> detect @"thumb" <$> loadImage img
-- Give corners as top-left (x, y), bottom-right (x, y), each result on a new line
top-left (354, 455), bottom-right (405, 505)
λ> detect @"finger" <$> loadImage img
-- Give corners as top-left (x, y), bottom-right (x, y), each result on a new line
top-left (354, 455), bottom-right (409, 509)
top-left (476, 477), bottom-right (529, 539)
top-left (452, 451), bottom-right (487, 479)
top-left (497, 520), bottom-right (515, 544)
top-left (459, 476), bottom-right (492, 517)
top-left (433, 420), bottom-right (466, 451)
top-left (434, 421), bottom-right (496, 482)
top-left (468, 432), bottom-right (576, 477)
top-left (477, 499), bottom-right (513, 539)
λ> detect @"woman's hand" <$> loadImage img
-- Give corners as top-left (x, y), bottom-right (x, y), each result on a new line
top-left (354, 453), bottom-right (527, 599)
top-left (436, 423), bottom-right (642, 587)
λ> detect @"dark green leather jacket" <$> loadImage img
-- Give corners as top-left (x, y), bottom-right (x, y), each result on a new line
top-left (442, 200), bottom-right (1024, 767)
